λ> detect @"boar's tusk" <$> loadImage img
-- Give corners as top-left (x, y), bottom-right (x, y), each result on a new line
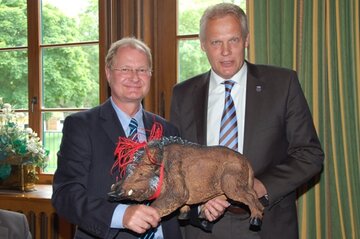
top-left (128, 189), bottom-right (133, 196)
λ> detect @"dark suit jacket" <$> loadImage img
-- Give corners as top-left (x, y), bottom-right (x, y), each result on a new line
top-left (0, 209), bottom-right (32, 239)
top-left (52, 99), bottom-right (182, 239)
top-left (170, 62), bottom-right (324, 239)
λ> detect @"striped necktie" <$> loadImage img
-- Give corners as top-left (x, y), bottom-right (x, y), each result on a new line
top-left (129, 117), bottom-right (156, 239)
top-left (140, 230), bottom-right (156, 239)
top-left (128, 118), bottom-right (139, 141)
top-left (219, 80), bottom-right (238, 150)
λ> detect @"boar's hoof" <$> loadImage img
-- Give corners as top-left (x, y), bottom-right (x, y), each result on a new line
top-left (178, 211), bottom-right (190, 220)
top-left (249, 217), bottom-right (262, 227)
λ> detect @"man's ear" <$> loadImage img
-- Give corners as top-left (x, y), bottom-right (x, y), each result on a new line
top-left (200, 40), bottom-right (206, 51)
top-left (105, 67), bottom-right (111, 82)
top-left (244, 33), bottom-right (250, 48)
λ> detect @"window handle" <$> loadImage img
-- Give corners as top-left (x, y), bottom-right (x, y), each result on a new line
top-left (31, 97), bottom-right (37, 113)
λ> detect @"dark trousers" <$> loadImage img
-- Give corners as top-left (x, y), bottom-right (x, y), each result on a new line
top-left (182, 211), bottom-right (261, 239)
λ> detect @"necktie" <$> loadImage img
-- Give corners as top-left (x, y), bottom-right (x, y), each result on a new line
top-left (141, 230), bottom-right (156, 239)
top-left (219, 80), bottom-right (238, 150)
top-left (128, 118), bottom-right (139, 141)
top-left (128, 118), bottom-right (156, 239)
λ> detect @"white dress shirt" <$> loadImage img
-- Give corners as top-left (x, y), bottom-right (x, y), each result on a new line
top-left (207, 62), bottom-right (248, 154)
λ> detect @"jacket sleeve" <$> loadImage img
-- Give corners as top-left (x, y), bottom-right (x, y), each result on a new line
top-left (51, 114), bottom-right (119, 238)
top-left (255, 70), bottom-right (324, 206)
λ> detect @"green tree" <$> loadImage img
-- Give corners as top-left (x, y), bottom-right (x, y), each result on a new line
top-left (41, 2), bottom-right (98, 108)
top-left (78, 0), bottom-right (99, 106)
top-left (178, 8), bottom-right (210, 82)
top-left (177, 0), bottom-right (246, 82)
top-left (0, 1), bottom-right (28, 108)
top-left (0, 1), bottom-right (99, 109)
top-left (78, 0), bottom-right (99, 41)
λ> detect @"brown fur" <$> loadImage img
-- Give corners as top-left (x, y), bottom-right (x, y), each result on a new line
top-left (109, 140), bottom-right (263, 223)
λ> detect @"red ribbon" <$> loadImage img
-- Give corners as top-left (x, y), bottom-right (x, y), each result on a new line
top-left (148, 162), bottom-right (164, 200)
top-left (111, 122), bottom-right (164, 178)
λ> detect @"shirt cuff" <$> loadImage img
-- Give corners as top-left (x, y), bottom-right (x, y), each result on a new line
top-left (110, 204), bottom-right (129, 228)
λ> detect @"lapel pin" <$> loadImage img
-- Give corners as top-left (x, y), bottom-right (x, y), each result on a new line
top-left (256, 85), bottom-right (262, 92)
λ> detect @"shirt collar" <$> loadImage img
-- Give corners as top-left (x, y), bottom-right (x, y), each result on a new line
top-left (110, 97), bottom-right (143, 129)
top-left (210, 62), bottom-right (248, 86)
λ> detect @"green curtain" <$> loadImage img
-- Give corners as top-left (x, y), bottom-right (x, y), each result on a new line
top-left (248, 0), bottom-right (360, 238)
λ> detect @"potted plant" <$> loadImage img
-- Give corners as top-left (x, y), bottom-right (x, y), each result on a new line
top-left (0, 98), bottom-right (49, 191)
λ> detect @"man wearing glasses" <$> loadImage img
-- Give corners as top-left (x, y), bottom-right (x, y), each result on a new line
top-left (52, 37), bottom-right (182, 239)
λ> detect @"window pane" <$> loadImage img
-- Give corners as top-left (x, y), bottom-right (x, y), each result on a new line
top-left (178, 0), bottom-right (210, 36)
top-left (0, 50), bottom-right (28, 109)
top-left (41, 0), bottom-right (99, 44)
top-left (0, 0), bottom-right (27, 47)
top-left (177, 0), bottom-right (247, 83)
top-left (42, 45), bottom-right (99, 108)
top-left (178, 0), bottom-right (246, 35)
top-left (178, 39), bottom-right (210, 82)
top-left (42, 111), bottom-right (77, 173)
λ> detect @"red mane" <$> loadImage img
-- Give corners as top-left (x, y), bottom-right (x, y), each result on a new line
top-left (110, 122), bottom-right (164, 179)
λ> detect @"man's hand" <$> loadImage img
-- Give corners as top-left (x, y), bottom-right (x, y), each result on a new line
top-left (122, 205), bottom-right (161, 234)
top-left (200, 195), bottom-right (230, 221)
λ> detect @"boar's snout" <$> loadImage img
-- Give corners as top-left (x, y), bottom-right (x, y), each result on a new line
top-left (108, 183), bottom-right (126, 201)
top-left (108, 182), bottom-right (138, 200)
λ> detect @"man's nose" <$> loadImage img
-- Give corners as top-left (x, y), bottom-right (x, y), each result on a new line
top-left (221, 42), bottom-right (231, 55)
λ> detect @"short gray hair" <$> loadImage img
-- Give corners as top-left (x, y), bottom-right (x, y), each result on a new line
top-left (199, 3), bottom-right (249, 42)
top-left (105, 37), bottom-right (152, 70)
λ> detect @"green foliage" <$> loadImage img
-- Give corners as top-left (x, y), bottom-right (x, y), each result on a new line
top-left (0, 1), bottom-right (99, 109)
top-left (78, 0), bottom-right (99, 41)
top-left (43, 46), bottom-right (98, 108)
top-left (177, 0), bottom-right (247, 82)
top-left (178, 8), bottom-right (203, 35)
top-left (0, 51), bottom-right (28, 108)
top-left (41, 4), bottom-right (79, 44)
top-left (0, 0), bottom-right (26, 9)
top-left (0, 3), bottom-right (27, 47)
top-left (178, 7), bottom-right (210, 82)
top-left (178, 40), bottom-right (210, 82)
top-left (0, 2), bottom-right (28, 108)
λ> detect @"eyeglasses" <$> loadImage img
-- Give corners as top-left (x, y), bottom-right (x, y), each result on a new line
top-left (112, 66), bottom-right (152, 76)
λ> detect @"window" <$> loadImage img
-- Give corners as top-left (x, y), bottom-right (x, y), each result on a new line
top-left (177, 0), bottom-right (247, 82)
top-left (0, 1), bottom-right (247, 175)
top-left (0, 0), bottom-right (99, 174)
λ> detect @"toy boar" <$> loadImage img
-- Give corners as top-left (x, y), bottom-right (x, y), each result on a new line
top-left (108, 136), bottom-right (263, 227)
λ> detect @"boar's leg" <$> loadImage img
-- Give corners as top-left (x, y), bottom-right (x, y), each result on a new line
top-left (151, 165), bottom-right (189, 218)
top-left (178, 205), bottom-right (191, 220)
top-left (151, 187), bottom-right (188, 218)
top-left (221, 173), bottom-right (263, 227)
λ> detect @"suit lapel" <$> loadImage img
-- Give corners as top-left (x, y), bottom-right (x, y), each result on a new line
top-left (193, 72), bottom-right (210, 145)
top-left (243, 63), bottom-right (266, 156)
top-left (143, 111), bottom-right (154, 139)
top-left (99, 99), bottom-right (125, 145)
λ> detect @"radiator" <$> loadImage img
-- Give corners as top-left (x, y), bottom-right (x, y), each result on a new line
top-left (12, 210), bottom-right (74, 239)
top-left (0, 185), bottom-right (74, 239)
top-left (28, 210), bottom-right (54, 239)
